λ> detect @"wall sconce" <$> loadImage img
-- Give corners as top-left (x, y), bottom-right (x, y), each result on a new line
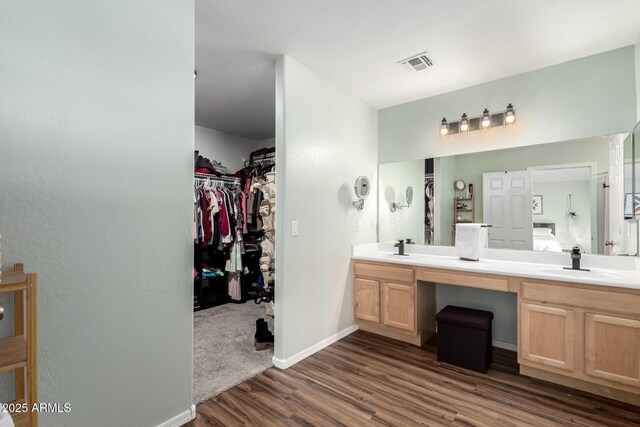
top-left (440, 118), bottom-right (449, 137)
top-left (504, 103), bottom-right (516, 126)
top-left (481, 109), bottom-right (491, 131)
top-left (459, 113), bottom-right (470, 134)
top-left (440, 103), bottom-right (515, 138)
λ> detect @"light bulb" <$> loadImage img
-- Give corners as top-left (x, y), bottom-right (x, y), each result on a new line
top-left (460, 113), bottom-right (469, 133)
top-left (481, 109), bottom-right (491, 129)
top-left (504, 103), bottom-right (515, 126)
top-left (440, 117), bottom-right (448, 136)
top-left (505, 111), bottom-right (515, 124)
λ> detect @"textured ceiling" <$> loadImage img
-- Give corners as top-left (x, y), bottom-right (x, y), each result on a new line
top-left (195, 0), bottom-right (640, 140)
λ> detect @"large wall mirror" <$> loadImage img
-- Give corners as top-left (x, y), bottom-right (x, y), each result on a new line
top-left (379, 130), bottom-right (640, 256)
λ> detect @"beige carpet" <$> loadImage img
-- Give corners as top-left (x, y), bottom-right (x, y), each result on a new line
top-left (193, 301), bottom-right (274, 405)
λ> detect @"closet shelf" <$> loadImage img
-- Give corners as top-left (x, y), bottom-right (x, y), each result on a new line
top-left (0, 272), bottom-right (28, 292)
top-left (0, 336), bottom-right (27, 374)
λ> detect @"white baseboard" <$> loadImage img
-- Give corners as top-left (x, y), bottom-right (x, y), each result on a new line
top-left (493, 339), bottom-right (517, 352)
top-left (273, 323), bottom-right (359, 369)
top-left (156, 404), bottom-right (196, 427)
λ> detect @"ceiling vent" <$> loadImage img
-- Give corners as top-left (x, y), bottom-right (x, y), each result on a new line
top-left (398, 52), bottom-right (434, 72)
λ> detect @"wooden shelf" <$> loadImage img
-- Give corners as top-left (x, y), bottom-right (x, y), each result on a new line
top-left (0, 272), bottom-right (27, 292)
top-left (0, 336), bottom-right (27, 373)
top-left (0, 263), bottom-right (38, 426)
top-left (454, 194), bottom-right (476, 242)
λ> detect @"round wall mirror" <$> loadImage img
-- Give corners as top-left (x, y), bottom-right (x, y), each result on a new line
top-left (405, 186), bottom-right (413, 205)
top-left (354, 176), bottom-right (370, 199)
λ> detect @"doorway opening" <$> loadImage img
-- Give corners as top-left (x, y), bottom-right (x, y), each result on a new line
top-left (193, 18), bottom-right (277, 404)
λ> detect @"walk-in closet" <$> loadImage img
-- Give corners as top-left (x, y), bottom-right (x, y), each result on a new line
top-left (192, 27), bottom-right (277, 403)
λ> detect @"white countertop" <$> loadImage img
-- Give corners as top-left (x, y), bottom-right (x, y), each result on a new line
top-left (352, 243), bottom-right (640, 290)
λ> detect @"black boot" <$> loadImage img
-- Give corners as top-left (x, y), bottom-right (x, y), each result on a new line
top-left (255, 318), bottom-right (265, 341)
top-left (255, 319), bottom-right (274, 351)
top-left (263, 322), bottom-right (274, 343)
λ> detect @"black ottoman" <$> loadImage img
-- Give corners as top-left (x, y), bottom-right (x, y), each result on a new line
top-left (435, 305), bottom-right (494, 373)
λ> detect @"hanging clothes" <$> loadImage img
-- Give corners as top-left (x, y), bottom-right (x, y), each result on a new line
top-left (228, 272), bottom-right (241, 301)
top-left (225, 241), bottom-right (243, 273)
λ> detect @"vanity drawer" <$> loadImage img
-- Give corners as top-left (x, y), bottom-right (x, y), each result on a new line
top-left (417, 267), bottom-right (509, 292)
top-left (353, 262), bottom-right (414, 283)
top-left (521, 281), bottom-right (640, 316)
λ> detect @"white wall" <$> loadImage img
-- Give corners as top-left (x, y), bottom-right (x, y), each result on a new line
top-left (195, 125), bottom-right (275, 172)
top-left (533, 180), bottom-right (592, 252)
top-left (378, 160), bottom-right (425, 244)
top-left (379, 47), bottom-right (637, 164)
top-left (0, 2), bottom-right (194, 426)
top-left (274, 56), bottom-right (378, 366)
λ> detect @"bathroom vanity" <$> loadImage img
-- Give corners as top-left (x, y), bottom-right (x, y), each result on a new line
top-left (352, 244), bottom-right (640, 405)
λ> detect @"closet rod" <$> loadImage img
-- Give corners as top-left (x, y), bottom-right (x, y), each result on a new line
top-left (245, 155), bottom-right (275, 166)
top-left (194, 173), bottom-right (240, 186)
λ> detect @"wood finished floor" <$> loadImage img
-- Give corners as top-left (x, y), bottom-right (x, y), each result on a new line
top-left (187, 330), bottom-right (640, 426)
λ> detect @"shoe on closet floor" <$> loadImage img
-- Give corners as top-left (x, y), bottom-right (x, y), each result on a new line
top-left (255, 318), bottom-right (274, 351)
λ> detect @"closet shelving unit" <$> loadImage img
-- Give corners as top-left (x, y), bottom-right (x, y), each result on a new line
top-left (194, 173), bottom-right (240, 186)
top-left (244, 154), bottom-right (275, 170)
top-left (0, 263), bottom-right (38, 427)
top-left (452, 196), bottom-right (475, 241)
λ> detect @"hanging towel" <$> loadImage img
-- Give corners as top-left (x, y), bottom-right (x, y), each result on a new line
top-left (455, 223), bottom-right (488, 261)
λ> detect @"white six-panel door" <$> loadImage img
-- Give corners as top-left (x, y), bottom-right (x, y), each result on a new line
top-left (483, 171), bottom-right (533, 250)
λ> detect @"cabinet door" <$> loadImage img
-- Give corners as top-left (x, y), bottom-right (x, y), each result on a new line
top-left (585, 313), bottom-right (640, 387)
top-left (520, 303), bottom-right (575, 371)
top-left (354, 278), bottom-right (380, 323)
top-left (382, 282), bottom-right (416, 333)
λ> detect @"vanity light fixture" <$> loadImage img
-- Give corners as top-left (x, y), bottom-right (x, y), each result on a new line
top-left (440, 118), bottom-right (449, 137)
top-left (459, 113), bottom-right (470, 134)
top-left (440, 103), bottom-right (515, 137)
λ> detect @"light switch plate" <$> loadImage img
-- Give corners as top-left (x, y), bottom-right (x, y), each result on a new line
top-left (291, 220), bottom-right (299, 237)
top-left (357, 219), bottom-right (363, 232)
top-left (391, 219), bottom-right (396, 230)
